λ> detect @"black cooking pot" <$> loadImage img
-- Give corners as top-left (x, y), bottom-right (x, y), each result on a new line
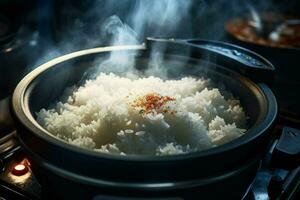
top-left (12, 39), bottom-right (277, 200)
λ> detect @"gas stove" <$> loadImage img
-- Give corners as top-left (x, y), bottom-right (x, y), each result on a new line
top-left (0, 97), bottom-right (300, 200)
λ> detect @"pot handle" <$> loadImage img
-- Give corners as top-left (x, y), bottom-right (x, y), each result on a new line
top-left (271, 127), bottom-right (300, 169)
top-left (145, 38), bottom-right (275, 84)
top-left (185, 39), bottom-right (273, 69)
top-left (146, 38), bottom-right (274, 71)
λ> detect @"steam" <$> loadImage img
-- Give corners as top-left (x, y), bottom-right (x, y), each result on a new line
top-left (103, 16), bottom-right (138, 45)
top-left (249, 6), bottom-right (262, 32)
top-left (95, 0), bottom-right (193, 78)
top-left (130, 0), bottom-right (193, 39)
top-left (95, 16), bottom-right (139, 75)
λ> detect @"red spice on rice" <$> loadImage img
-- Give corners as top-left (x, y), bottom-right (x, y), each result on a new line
top-left (132, 93), bottom-right (176, 114)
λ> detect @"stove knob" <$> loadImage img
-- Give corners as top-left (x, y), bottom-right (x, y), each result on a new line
top-left (268, 175), bottom-right (283, 199)
top-left (11, 163), bottom-right (29, 176)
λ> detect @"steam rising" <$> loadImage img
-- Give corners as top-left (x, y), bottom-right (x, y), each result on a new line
top-left (95, 16), bottom-right (139, 75)
top-left (130, 0), bottom-right (193, 39)
top-left (103, 16), bottom-right (138, 45)
top-left (95, 0), bottom-right (194, 77)
top-left (249, 6), bottom-right (262, 32)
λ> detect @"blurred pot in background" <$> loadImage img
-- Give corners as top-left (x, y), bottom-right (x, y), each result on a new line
top-left (225, 11), bottom-right (300, 127)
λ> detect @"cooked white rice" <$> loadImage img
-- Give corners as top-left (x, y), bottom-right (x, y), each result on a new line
top-left (37, 73), bottom-right (247, 156)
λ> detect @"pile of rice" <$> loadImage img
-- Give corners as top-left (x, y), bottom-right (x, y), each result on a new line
top-left (37, 73), bottom-right (247, 156)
